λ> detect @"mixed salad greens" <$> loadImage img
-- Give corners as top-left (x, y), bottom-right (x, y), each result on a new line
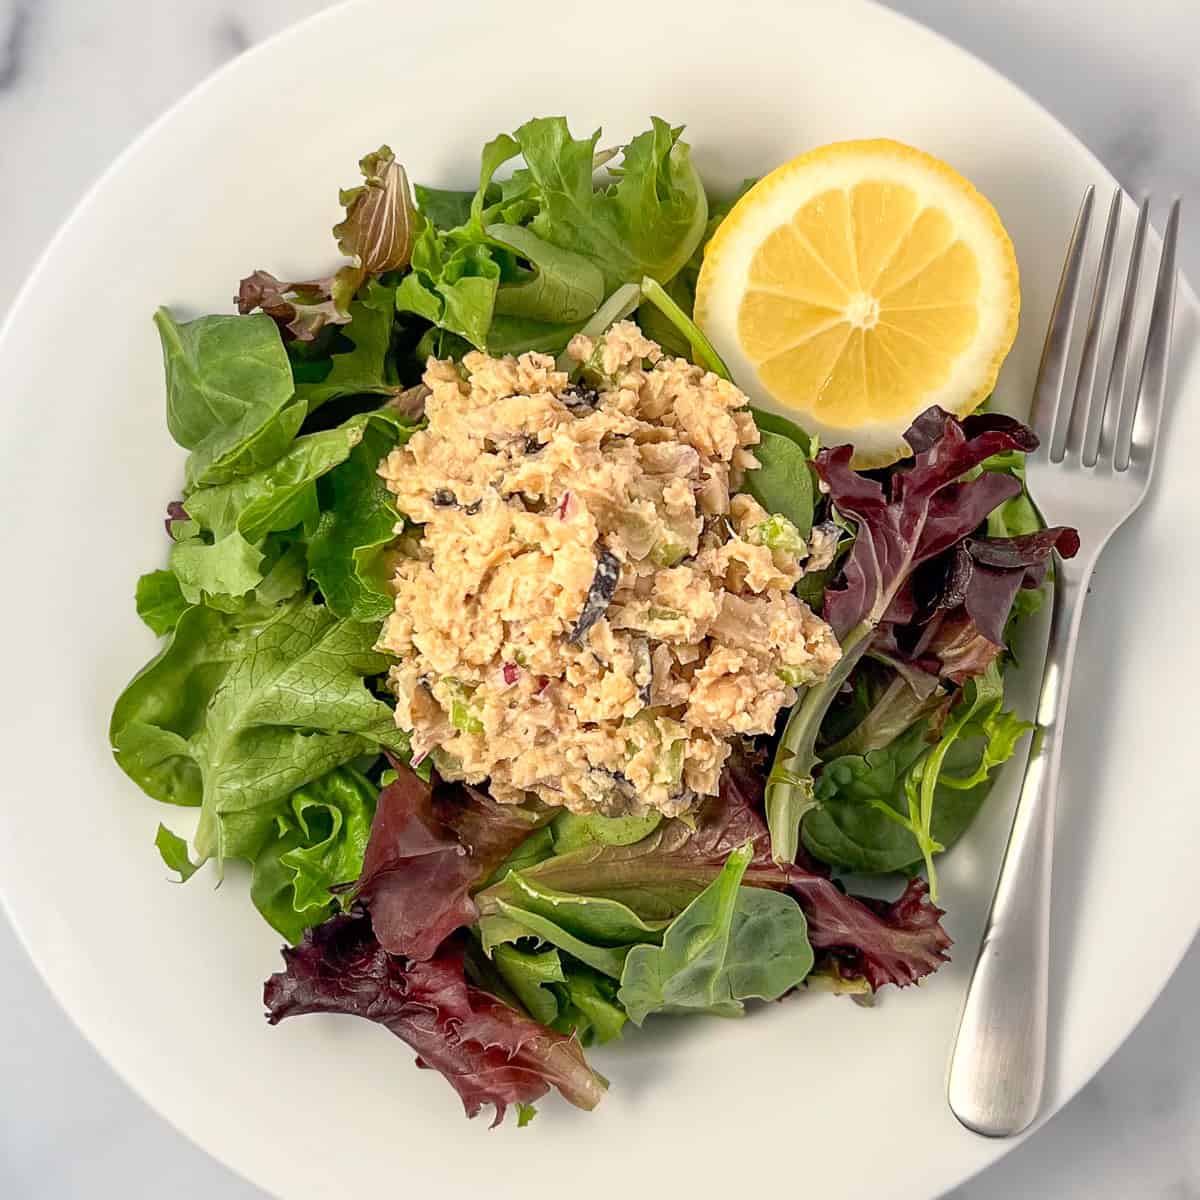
top-left (111, 116), bottom-right (1079, 1126)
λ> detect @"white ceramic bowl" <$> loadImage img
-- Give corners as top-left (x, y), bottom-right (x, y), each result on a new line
top-left (0, 1), bottom-right (1196, 1197)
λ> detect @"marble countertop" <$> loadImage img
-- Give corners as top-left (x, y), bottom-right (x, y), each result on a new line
top-left (1, 1), bottom-right (1197, 1196)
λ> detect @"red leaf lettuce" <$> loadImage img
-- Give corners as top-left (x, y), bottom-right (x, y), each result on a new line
top-left (264, 912), bottom-right (605, 1124)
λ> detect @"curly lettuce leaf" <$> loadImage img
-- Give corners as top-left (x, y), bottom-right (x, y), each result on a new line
top-left (169, 530), bottom-right (265, 609)
top-left (516, 116), bottom-right (707, 293)
top-left (618, 843), bottom-right (814, 1024)
top-left (397, 117), bottom-right (706, 353)
top-left (248, 767), bottom-right (376, 943)
top-left (110, 593), bottom-right (408, 864)
top-left (395, 225), bottom-right (501, 350)
top-left (492, 943), bottom-right (627, 1045)
top-left (264, 914), bottom-right (606, 1125)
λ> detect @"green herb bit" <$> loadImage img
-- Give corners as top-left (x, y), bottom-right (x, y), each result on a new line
top-left (750, 514), bottom-right (808, 557)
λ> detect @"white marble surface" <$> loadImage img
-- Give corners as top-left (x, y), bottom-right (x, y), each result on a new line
top-left (1, 0), bottom-right (1197, 1195)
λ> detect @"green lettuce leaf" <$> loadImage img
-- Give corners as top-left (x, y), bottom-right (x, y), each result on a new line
top-left (550, 810), bottom-right (662, 853)
top-left (516, 116), bottom-right (707, 293)
top-left (307, 417), bottom-right (412, 620)
top-left (486, 224), bottom-right (605, 324)
top-left (803, 664), bottom-right (1032, 890)
top-left (395, 226), bottom-right (501, 350)
top-left (617, 844), bottom-right (813, 1023)
top-left (249, 767), bottom-right (377, 943)
top-left (491, 943), bottom-right (626, 1045)
top-left (153, 309), bottom-right (295, 490)
top-left (743, 429), bottom-right (816, 539)
top-left (292, 283), bottom-right (401, 414)
top-left (396, 117), bottom-right (707, 354)
top-left (414, 185), bottom-right (475, 231)
top-left (634, 178), bottom-right (754, 356)
top-left (154, 823), bottom-right (199, 882)
top-left (169, 531), bottom-right (265, 607)
top-left (135, 570), bottom-right (189, 636)
top-left (110, 592), bottom-right (407, 865)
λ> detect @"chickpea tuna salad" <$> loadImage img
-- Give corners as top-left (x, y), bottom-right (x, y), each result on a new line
top-left (112, 117), bottom-right (1079, 1125)
top-left (380, 326), bottom-right (840, 816)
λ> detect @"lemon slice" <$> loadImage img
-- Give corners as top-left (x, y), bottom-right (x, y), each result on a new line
top-left (695, 139), bottom-right (1019, 466)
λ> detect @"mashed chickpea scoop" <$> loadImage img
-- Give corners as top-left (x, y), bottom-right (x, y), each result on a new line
top-left (378, 322), bottom-right (841, 817)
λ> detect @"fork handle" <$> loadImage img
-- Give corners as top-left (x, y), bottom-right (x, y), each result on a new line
top-left (947, 557), bottom-right (1092, 1137)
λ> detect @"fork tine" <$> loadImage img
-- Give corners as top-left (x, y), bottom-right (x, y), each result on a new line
top-left (1097, 198), bottom-right (1150, 465)
top-left (1114, 197), bottom-right (1181, 471)
top-left (1033, 187), bottom-right (1094, 455)
top-left (1067, 188), bottom-right (1121, 460)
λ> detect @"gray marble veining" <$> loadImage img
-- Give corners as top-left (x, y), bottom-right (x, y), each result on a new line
top-left (0, 0), bottom-right (32, 91)
top-left (1, 1), bottom-right (1197, 1197)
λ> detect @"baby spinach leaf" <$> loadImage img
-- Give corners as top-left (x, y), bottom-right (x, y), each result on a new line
top-left (292, 284), bottom-right (400, 414)
top-left (135, 570), bottom-right (189, 637)
top-left (486, 314), bottom-right (582, 355)
top-left (154, 309), bottom-right (295, 489)
top-left (743, 428), bottom-right (815, 539)
top-left (804, 665), bottom-right (1031, 890)
top-left (617, 843), bottom-right (814, 1023)
top-left (751, 406), bottom-right (817, 456)
top-left (185, 400), bottom-right (307, 492)
top-left (184, 418), bottom-right (371, 543)
top-left (307, 417), bottom-right (412, 621)
top-left (414, 185), bottom-right (475, 231)
top-left (802, 725), bottom-right (935, 874)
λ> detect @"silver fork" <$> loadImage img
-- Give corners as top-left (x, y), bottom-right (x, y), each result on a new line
top-left (946, 187), bottom-right (1181, 1137)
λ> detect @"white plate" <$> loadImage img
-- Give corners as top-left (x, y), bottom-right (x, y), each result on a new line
top-left (0, 1), bottom-right (1195, 1197)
